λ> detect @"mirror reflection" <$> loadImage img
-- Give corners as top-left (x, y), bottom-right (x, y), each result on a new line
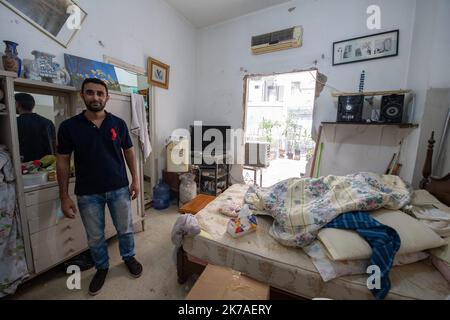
top-left (15, 91), bottom-right (68, 186)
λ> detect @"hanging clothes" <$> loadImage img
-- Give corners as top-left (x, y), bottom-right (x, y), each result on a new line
top-left (0, 146), bottom-right (28, 297)
top-left (325, 211), bottom-right (401, 300)
top-left (131, 93), bottom-right (152, 161)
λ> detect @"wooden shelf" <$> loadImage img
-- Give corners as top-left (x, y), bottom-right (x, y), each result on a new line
top-left (0, 112), bottom-right (8, 116)
top-left (14, 78), bottom-right (77, 93)
top-left (0, 70), bottom-right (18, 78)
top-left (322, 122), bottom-right (419, 128)
top-left (201, 171), bottom-right (228, 180)
top-left (331, 89), bottom-right (412, 97)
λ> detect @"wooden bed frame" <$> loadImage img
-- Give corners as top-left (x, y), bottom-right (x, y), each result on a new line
top-left (177, 131), bottom-right (450, 298)
top-left (420, 131), bottom-right (450, 206)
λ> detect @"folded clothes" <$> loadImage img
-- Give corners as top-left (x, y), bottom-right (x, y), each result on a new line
top-left (403, 205), bottom-right (450, 237)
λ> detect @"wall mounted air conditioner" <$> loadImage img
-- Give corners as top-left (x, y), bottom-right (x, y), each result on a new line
top-left (251, 26), bottom-right (303, 55)
top-left (244, 142), bottom-right (270, 168)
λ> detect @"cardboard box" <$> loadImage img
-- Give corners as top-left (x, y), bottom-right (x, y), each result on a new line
top-left (186, 264), bottom-right (269, 300)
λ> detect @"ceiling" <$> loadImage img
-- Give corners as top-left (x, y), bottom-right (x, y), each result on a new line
top-left (165, 0), bottom-right (293, 28)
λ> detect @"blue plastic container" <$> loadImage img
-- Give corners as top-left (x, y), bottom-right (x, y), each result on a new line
top-left (153, 180), bottom-right (171, 210)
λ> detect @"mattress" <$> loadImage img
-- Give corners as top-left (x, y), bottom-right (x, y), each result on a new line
top-left (183, 184), bottom-right (450, 300)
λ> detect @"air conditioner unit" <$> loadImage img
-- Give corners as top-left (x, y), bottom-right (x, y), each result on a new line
top-left (251, 26), bottom-right (303, 55)
top-left (244, 142), bottom-right (270, 168)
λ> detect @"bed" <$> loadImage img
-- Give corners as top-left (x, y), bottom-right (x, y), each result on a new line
top-left (177, 133), bottom-right (450, 299)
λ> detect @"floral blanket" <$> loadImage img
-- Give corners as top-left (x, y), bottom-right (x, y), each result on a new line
top-left (0, 147), bottom-right (28, 297)
top-left (244, 172), bottom-right (412, 247)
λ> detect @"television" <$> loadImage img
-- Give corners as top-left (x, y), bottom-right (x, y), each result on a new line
top-left (190, 124), bottom-right (231, 161)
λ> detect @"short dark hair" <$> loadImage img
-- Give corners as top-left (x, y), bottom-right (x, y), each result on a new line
top-left (15, 93), bottom-right (35, 111)
top-left (81, 78), bottom-right (109, 95)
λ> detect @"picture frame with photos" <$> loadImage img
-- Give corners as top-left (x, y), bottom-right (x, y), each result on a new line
top-left (148, 57), bottom-right (170, 89)
top-left (332, 30), bottom-right (399, 66)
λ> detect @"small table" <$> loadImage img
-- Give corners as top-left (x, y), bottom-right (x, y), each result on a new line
top-left (178, 194), bottom-right (216, 214)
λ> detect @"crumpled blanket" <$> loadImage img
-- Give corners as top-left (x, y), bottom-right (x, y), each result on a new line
top-left (171, 214), bottom-right (201, 263)
top-left (403, 190), bottom-right (450, 237)
top-left (243, 172), bottom-right (412, 247)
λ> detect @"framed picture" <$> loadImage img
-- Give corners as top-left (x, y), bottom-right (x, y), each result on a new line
top-left (148, 58), bottom-right (170, 89)
top-left (64, 54), bottom-right (121, 91)
top-left (0, 0), bottom-right (87, 48)
top-left (332, 30), bottom-right (399, 66)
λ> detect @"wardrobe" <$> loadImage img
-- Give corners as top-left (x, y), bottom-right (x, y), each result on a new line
top-left (0, 70), bottom-right (145, 277)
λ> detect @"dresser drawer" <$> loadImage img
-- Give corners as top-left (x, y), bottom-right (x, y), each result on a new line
top-left (27, 200), bottom-right (63, 234)
top-left (31, 216), bottom-right (87, 274)
top-left (27, 196), bottom-right (82, 234)
top-left (25, 183), bottom-right (75, 207)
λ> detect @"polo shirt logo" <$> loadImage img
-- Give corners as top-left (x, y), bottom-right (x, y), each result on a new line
top-left (111, 128), bottom-right (117, 141)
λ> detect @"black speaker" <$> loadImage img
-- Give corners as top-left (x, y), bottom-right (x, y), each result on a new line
top-left (337, 95), bottom-right (363, 123)
top-left (380, 94), bottom-right (405, 123)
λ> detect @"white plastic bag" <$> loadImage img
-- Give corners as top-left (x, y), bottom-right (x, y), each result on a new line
top-left (179, 173), bottom-right (197, 205)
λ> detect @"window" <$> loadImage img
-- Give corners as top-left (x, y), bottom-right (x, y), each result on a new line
top-left (264, 84), bottom-right (284, 102)
top-left (291, 81), bottom-right (301, 96)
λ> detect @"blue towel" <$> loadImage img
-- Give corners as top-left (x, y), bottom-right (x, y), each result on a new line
top-left (325, 211), bottom-right (401, 300)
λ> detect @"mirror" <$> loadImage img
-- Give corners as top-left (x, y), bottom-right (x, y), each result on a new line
top-left (15, 91), bottom-right (68, 164)
top-left (1, 0), bottom-right (87, 48)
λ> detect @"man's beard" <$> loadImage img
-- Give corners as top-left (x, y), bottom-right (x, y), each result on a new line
top-left (84, 101), bottom-right (105, 112)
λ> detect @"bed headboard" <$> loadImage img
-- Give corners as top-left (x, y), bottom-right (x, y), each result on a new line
top-left (420, 131), bottom-right (450, 206)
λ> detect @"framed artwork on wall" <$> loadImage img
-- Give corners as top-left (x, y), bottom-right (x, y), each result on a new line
top-left (148, 57), bottom-right (170, 89)
top-left (0, 0), bottom-right (87, 48)
top-left (64, 54), bottom-right (121, 91)
top-left (332, 30), bottom-right (399, 66)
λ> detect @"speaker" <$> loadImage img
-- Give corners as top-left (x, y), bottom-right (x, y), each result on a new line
top-left (380, 94), bottom-right (405, 123)
top-left (337, 95), bottom-right (363, 122)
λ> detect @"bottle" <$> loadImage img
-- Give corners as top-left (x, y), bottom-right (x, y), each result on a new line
top-left (152, 179), bottom-right (171, 210)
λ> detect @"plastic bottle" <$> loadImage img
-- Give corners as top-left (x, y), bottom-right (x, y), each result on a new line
top-left (153, 180), bottom-right (171, 210)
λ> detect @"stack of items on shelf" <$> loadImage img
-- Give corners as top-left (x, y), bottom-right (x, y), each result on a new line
top-left (21, 154), bottom-right (60, 186)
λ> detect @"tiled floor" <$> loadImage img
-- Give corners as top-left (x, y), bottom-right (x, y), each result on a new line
top-left (9, 206), bottom-right (196, 300)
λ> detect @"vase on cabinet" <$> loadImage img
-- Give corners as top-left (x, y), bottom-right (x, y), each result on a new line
top-left (2, 41), bottom-right (22, 77)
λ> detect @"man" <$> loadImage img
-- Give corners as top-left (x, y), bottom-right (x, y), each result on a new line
top-left (56, 78), bottom-right (142, 296)
top-left (15, 93), bottom-right (56, 162)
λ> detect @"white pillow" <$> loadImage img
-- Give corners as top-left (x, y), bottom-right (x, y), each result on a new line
top-left (318, 209), bottom-right (446, 261)
top-left (303, 240), bottom-right (429, 282)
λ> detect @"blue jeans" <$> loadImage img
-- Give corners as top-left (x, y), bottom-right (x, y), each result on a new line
top-left (77, 186), bottom-right (135, 270)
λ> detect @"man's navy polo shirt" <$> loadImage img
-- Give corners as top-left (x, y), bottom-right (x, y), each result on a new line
top-left (57, 110), bottom-right (133, 196)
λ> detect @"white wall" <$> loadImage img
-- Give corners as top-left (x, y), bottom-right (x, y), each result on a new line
top-left (0, 0), bottom-right (197, 177)
top-left (406, 0), bottom-right (450, 187)
top-left (195, 0), bottom-right (418, 182)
